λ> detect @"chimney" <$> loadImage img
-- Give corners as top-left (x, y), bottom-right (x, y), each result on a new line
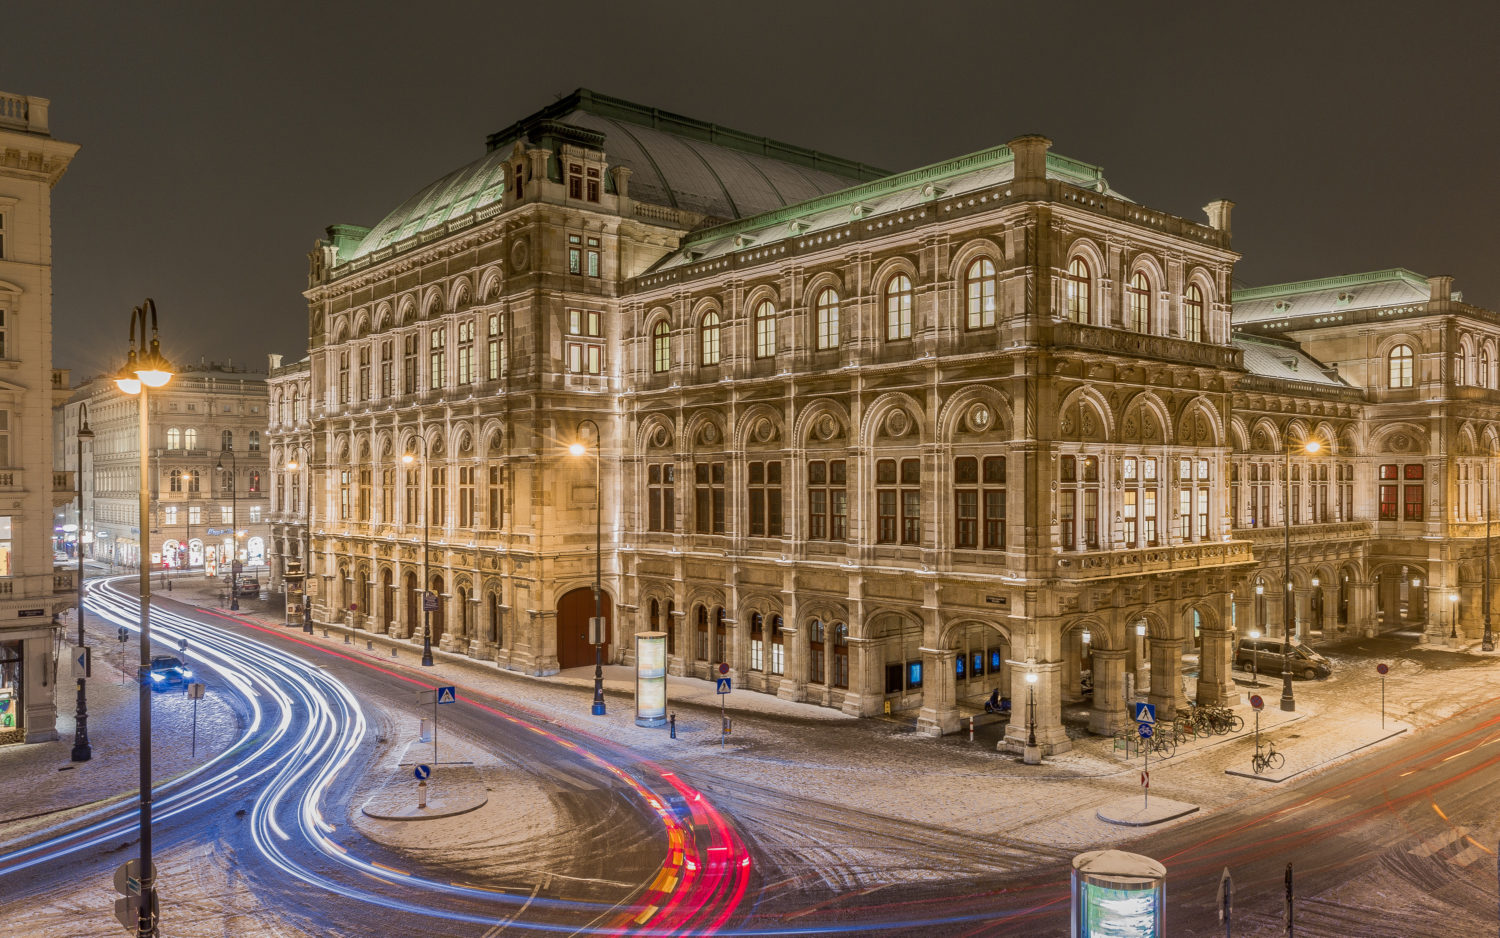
top-left (268, 353), bottom-right (283, 371)
top-left (1007, 135), bottom-right (1052, 189)
top-left (1428, 275), bottom-right (1455, 303)
top-left (1203, 200), bottom-right (1235, 235)
top-left (611, 164), bottom-right (632, 202)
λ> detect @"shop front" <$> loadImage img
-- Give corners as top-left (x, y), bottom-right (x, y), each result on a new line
top-left (0, 640), bottom-right (22, 746)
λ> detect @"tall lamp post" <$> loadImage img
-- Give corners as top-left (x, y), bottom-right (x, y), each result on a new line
top-left (401, 449), bottom-right (435, 667)
top-left (70, 403), bottom-right (94, 763)
top-left (1482, 459), bottom-right (1494, 651)
top-left (215, 451), bottom-right (239, 611)
top-left (114, 299), bottom-right (173, 938)
top-left (181, 473), bottom-right (193, 574)
top-left (1281, 437), bottom-right (1322, 712)
top-left (1449, 591), bottom-right (1460, 640)
top-left (569, 421), bottom-right (606, 716)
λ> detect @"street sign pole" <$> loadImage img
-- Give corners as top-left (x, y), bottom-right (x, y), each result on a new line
top-left (1284, 861), bottom-right (1294, 937)
top-left (1218, 866), bottom-right (1233, 938)
top-left (1377, 663), bottom-right (1389, 728)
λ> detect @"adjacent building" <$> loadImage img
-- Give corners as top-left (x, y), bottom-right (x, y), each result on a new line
top-left (62, 362), bottom-right (272, 581)
top-left (0, 92), bottom-right (79, 744)
top-left (271, 89), bottom-right (1498, 753)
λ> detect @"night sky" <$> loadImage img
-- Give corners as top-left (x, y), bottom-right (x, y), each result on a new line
top-left (10, 2), bottom-right (1497, 379)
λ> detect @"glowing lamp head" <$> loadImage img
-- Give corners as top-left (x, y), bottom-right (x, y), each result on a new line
top-left (401, 453), bottom-right (415, 465)
top-left (1135, 623), bottom-right (1147, 637)
top-left (1256, 583), bottom-right (1265, 594)
top-left (1025, 670), bottom-right (1038, 684)
top-left (568, 443), bottom-right (587, 457)
top-left (1250, 629), bottom-right (1261, 640)
top-left (1081, 628), bottom-right (1092, 645)
top-left (284, 460), bottom-right (298, 471)
top-left (136, 366), bottom-right (173, 388)
top-left (1304, 440), bottom-right (1322, 455)
top-left (1450, 592), bottom-right (1460, 603)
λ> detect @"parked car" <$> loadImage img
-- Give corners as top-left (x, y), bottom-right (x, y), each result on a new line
top-left (235, 578), bottom-right (260, 597)
top-left (148, 655), bottom-right (194, 690)
top-left (1235, 638), bottom-right (1331, 680)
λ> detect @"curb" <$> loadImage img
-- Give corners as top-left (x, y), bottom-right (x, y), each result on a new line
top-left (1224, 727), bottom-right (1409, 783)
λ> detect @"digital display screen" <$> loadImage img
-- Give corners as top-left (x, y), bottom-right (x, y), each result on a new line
top-left (907, 661), bottom-right (923, 688)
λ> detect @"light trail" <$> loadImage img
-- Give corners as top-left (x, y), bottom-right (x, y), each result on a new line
top-left (0, 577), bottom-right (753, 935)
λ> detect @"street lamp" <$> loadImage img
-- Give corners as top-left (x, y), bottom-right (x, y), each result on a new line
top-left (180, 473), bottom-right (192, 574)
top-left (1281, 437), bottom-right (1322, 713)
top-left (1248, 628), bottom-right (1261, 687)
top-left (570, 420), bottom-right (606, 716)
top-left (215, 451), bottom-right (240, 611)
top-left (402, 450), bottom-right (435, 667)
top-left (70, 403), bottom-right (94, 763)
top-left (1449, 591), bottom-right (1460, 640)
top-left (113, 298), bottom-right (172, 938)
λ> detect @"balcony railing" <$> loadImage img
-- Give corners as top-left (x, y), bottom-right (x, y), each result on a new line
top-left (1056, 538), bottom-right (1254, 580)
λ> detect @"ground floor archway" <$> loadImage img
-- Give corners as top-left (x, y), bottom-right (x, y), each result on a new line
top-left (557, 587), bottom-right (613, 670)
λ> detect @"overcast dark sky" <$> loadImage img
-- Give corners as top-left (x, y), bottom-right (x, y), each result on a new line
top-left (9, 2), bottom-right (1497, 378)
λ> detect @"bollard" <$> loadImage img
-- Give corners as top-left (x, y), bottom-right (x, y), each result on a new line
top-left (669, 713), bottom-right (677, 739)
top-left (366, 639), bottom-right (374, 651)
top-left (343, 632), bottom-right (351, 645)
top-left (970, 715), bottom-right (975, 743)
top-left (418, 779), bottom-right (428, 809)
top-left (391, 646), bottom-right (397, 658)
top-left (322, 628), bottom-right (329, 638)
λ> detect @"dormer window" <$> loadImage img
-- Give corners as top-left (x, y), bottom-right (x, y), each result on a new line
top-left (1273, 300), bottom-right (1292, 313)
top-left (568, 163), bottom-right (584, 200)
top-left (1333, 291), bottom-right (1354, 308)
top-left (586, 167), bottom-right (600, 203)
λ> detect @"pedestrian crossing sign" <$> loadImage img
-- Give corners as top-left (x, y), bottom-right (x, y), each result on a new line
top-left (1134, 702), bottom-right (1156, 724)
top-left (716, 677), bottom-right (732, 695)
top-left (436, 685), bottom-right (457, 704)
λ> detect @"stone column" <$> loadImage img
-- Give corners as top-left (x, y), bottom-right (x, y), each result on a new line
top-left (1089, 649), bottom-right (1128, 736)
top-left (1195, 627), bottom-right (1236, 707)
top-left (1148, 638), bottom-right (1187, 716)
top-left (1002, 661), bottom-right (1070, 755)
top-left (841, 637), bottom-right (881, 717)
top-left (1133, 632), bottom-right (1150, 695)
top-left (1320, 585), bottom-right (1340, 635)
top-left (470, 594), bottom-right (492, 658)
top-left (1063, 630), bottom-right (1083, 695)
top-left (1232, 594), bottom-right (1254, 638)
top-left (777, 625), bottom-right (806, 702)
top-left (917, 648), bottom-right (959, 737)
top-left (391, 573), bottom-right (410, 639)
top-left (1351, 580), bottom-right (1377, 637)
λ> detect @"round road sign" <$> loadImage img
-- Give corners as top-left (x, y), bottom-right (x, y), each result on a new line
top-left (413, 764), bottom-right (432, 781)
top-left (718, 662), bottom-right (730, 675)
top-left (1138, 723), bottom-right (1153, 738)
top-left (1377, 663), bottom-right (1390, 675)
top-left (1249, 694), bottom-right (1265, 711)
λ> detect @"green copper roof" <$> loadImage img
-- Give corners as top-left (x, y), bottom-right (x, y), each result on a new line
top-left (1232, 268), bottom-right (1431, 324)
top-left (1232, 268), bottom-right (1429, 302)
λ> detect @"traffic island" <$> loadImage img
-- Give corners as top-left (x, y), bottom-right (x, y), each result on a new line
top-left (1095, 797), bottom-right (1199, 827)
top-left (360, 740), bottom-right (487, 821)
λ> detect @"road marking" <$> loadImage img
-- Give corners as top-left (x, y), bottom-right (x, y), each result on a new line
top-left (1411, 826), bottom-right (1469, 858)
top-left (1451, 842), bottom-right (1490, 867)
top-left (480, 882), bottom-right (541, 937)
top-left (1441, 748), bottom-right (1474, 762)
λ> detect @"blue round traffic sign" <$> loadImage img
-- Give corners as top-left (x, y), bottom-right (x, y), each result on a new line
top-left (414, 764), bottom-right (432, 781)
top-left (1138, 724), bottom-right (1153, 738)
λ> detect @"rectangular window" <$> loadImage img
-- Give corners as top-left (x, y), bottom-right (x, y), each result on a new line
top-left (380, 341), bottom-right (394, 398)
top-left (1404, 484), bottom-right (1424, 521)
top-left (1060, 490), bottom-right (1076, 550)
top-left (586, 168), bottom-right (600, 203)
top-left (381, 469), bottom-right (393, 523)
top-left (568, 233), bottom-right (582, 274)
top-left (1143, 488), bottom-right (1157, 545)
top-left (249, 506), bottom-right (262, 523)
top-left (357, 346), bottom-right (370, 401)
top-left (1123, 490), bottom-right (1138, 545)
top-left (954, 456), bottom-right (1006, 550)
top-left (694, 462), bottom-right (726, 534)
top-left (164, 506), bottom-right (177, 525)
top-left (358, 468), bottom-right (371, 522)
top-left (1380, 484), bottom-right (1399, 520)
top-left (429, 329), bottom-right (446, 390)
top-left (189, 506), bottom-right (202, 525)
top-left (403, 334), bottom-right (418, 394)
top-left (568, 166), bottom-right (583, 200)
top-left (486, 465), bottom-right (503, 528)
top-left (457, 320), bottom-right (474, 385)
top-left (486, 313), bottom-right (505, 380)
top-left (648, 463), bottom-right (675, 532)
top-left (429, 467), bottom-right (447, 527)
top-left (1197, 489), bottom-right (1209, 537)
top-left (1380, 464), bottom-right (1398, 480)
top-left (1083, 489), bottom-right (1099, 549)
top-left (339, 470), bottom-right (351, 521)
top-left (458, 466), bottom-right (475, 527)
top-left (338, 351), bottom-right (349, 404)
top-left (746, 461), bottom-right (783, 537)
top-left (566, 341), bottom-right (604, 375)
top-left (1179, 489), bottom-right (1192, 540)
top-left (586, 236), bottom-right (600, 277)
top-left (901, 459), bottom-right (921, 544)
top-left (875, 458), bottom-right (921, 545)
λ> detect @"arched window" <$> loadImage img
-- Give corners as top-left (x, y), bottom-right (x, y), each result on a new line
top-left (808, 619), bottom-right (826, 685)
top-left (1389, 344), bottom-right (1415, 388)
top-left (965, 258), bottom-right (997, 330)
top-left (885, 274), bottom-right (913, 340)
top-left (1127, 271), bottom-right (1151, 332)
top-left (168, 468), bottom-right (183, 493)
top-left (1065, 257), bottom-right (1092, 323)
top-left (1482, 349), bottom-right (1491, 388)
top-left (832, 622), bottom-right (849, 688)
top-left (1185, 283), bottom-right (1205, 343)
top-left (184, 428), bottom-right (197, 450)
top-left (770, 614), bottom-right (785, 675)
top-left (652, 320), bottom-right (671, 373)
top-left (189, 469), bottom-right (201, 493)
top-left (166, 427), bottom-right (181, 449)
top-left (222, 429), bottom-right (233, 452)
top-left (1456, 349), bottom-right (1468, 385)
top-left (754, 300), bottom-right (776, 359)
top-left (750, 612), bottom-right (764, 671)
top-left (700, 312), bottom-right (721, 366)
top-left (815, 289), bottom-right (840, 350)
top-left (249, 430), bottom-right (260, 452)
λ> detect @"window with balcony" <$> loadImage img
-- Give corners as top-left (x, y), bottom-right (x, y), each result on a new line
top-left (807, 459), bottom-right (847, 541)
top-left (1127, 271), bottom-right (1152, 332)
top-left (221, 430), bottom-right (233, 452)
top-left (248, 431), bottom-right (260, 452)
top-left (167, 427), bottom-right (181, 450)
top-left (184, 428), bottom-right (197, 450)
top-left (1059, 455), bottom-right (1100, 550)
top-left (1185, 283), bottom-right (1205, 343)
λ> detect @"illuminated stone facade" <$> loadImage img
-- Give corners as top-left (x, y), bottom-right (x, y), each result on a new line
top-left (276, 90), bottom-right (1496, 752)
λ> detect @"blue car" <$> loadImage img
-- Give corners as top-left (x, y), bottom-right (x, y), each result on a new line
top-left (148, 655), bottom-right (194, 690)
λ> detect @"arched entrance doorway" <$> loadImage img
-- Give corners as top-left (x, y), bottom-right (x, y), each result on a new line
top-left (556, 587), bottom-right (612, 669)
top-left (428, 574), bottom-right (446, 646)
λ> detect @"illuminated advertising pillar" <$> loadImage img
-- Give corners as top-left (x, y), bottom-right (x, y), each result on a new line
top-left (635, 631), bottom-right (668, 727)
top-left (1071, 849), bottom-right (1166, 937)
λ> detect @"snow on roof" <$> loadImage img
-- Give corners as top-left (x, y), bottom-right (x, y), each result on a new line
top-left (1232, 269), bottom-right (1430, 324)
top-left (1234, 334), bottom-right (1348, 387)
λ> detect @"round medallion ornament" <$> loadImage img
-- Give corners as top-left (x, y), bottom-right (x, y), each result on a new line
top-left (815, 415), bottom-right (838, 441)
top-left (509, 238), bottom-right (530, 273)
top-left (651, 426), bottom-right (671, 449)
top-left (752, 419), bottom-right (774, 444)
top-left (968, 404), bottom-right (992, 432)
top-left (700, 424), bottom-right (718, 445)
top-left (885, 409), bottom-right (911, 438)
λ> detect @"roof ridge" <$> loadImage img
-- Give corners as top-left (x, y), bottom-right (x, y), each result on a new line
top-left (1232, 268), bottom-right (1429, 301)
top-left (484, 88), bottom-right (890, 182)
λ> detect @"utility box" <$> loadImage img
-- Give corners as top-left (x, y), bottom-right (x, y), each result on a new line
top-left (1070, 849), bottom-right (1166, 937)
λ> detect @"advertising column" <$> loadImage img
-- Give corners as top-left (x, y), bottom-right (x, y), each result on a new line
top-left (635, 631), bottom-right (667, 727)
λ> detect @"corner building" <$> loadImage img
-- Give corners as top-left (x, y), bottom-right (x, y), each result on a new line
top-left (291, 90), bottom-right (1492, 754)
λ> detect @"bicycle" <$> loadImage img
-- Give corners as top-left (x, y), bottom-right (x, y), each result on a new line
top-left (1148, 733), bottom-right (1176, 759)
top-left (1251, 741), bottom-right (1284, 774)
